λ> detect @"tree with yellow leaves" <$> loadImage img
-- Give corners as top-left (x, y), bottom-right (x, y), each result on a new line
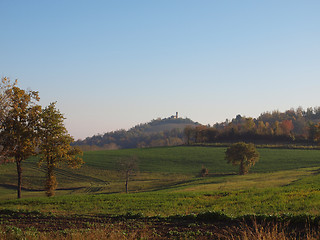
top-left (225, 142), bottom-right (259, 175)
top-left (0, 77), bottom-right (17, 163)
top-left (39, 102), bottom-right (83, 197)
top-left (0, 84), bottom-right (41, 198)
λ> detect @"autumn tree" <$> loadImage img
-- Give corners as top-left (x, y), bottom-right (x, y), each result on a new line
top-left (241, 118), bottom-right (256, 134)
top-left (280, 120), bottom-right (294, 136)
top-left (0, 85), bottom-right (41, 198)
top-left (194, 125), bottom-right (208, 143)
top-left (206, 127), bottom-right (218, 142)
top-left (184, 126), bottom-right (194, 145)
top-left (117, 156), bottom-right (139, 193)
top-left (256, 121), bottom-right (267, 135)
top-left (308, 122), bottom-right (320, 143)
top-left (0, 78), bottom-right (18, 163)
top-left (0, 78), bottom-right (17, 122)
top-left (225, 142), bottom-right (259, 175)
top-left (39, 102), bottom-right (83, 197)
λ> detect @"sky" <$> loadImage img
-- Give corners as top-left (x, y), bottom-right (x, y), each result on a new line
top-left (1, 1), bottom-right (320, 140)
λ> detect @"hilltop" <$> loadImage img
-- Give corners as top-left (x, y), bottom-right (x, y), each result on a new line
top-left (74, 107), bottom-right (320, 150)
top-left (73, 116), bottom-right (199, 150)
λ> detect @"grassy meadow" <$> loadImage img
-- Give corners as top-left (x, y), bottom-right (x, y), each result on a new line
top-left (1, 146), bottom-right (320, 239)
top-left (0, 146), bottom-right (319, 217)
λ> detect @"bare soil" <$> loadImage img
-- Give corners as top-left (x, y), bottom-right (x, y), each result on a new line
top-left (1, 211), bottom-right (319, 239)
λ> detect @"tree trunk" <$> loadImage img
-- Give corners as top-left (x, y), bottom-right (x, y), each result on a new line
top-left (46, 164), bottom-right (57, 197)
top-left (239, 161), bottom-right (245, 175)
top-left (16, 159), bottom-right (22, 199)
top-left (125, 171), bottom-right (129, 193)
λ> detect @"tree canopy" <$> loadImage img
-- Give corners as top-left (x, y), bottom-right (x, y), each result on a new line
top-left (225, 142), bottom-right (259, 175)
top-left (39, 102), bottom-right (83, 197)
top-left (0, 84), bottom-right (41, 198)
top-left (184, 107), bottom-right (320, 145)
top-left (0, 77), bottom-right (18, 162)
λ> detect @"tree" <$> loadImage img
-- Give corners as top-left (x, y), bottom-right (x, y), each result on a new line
top-left (225, 142), bottom-right (259, 175)
top-left (117, 156), bottom-right (139, 193)
top-left (194, 125), bottom-right (208, 143)
top-left (256, 121), bottom-right (267, 135)
top-left (241, 117), bottom-right (256, 133)
top-left (39, 102), bottom-right (83, 197)
top-left (309, 122), bottom-right (320, 142)
top-left (0, 77), bottom-right (17, 163)
top-left (199, 165), bottom-right (209, 177)
top-left (280, 120), bottom-right (294, 136)
top-left (0, 85), bottom-right (41, 198)
top-left (0, 78), bottom-right (16, 122)
top-left (184, 126), bottom-right (194, 145)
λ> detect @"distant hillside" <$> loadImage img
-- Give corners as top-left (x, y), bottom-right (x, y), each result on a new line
top-left (185, 107), bottom-right (320, 145)
top-left (73, 117), bottom-right (199, 150)
top-left (75, 107), bottom-right (320, 151)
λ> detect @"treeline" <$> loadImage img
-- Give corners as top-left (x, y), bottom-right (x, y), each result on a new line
top-left (74, 117), bottom-right (198, 150)
top-left (75, 107), bottom-right (320, 150)
top-left (185, 107), bottom-right (320, 145)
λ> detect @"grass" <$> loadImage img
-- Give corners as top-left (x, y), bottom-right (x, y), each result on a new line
top-left (0, 146), bottom-right (319, 199)
top-left (1, 145), bottom-right (320, 239)
top-left (83, 146), bottom-right (320, 173)
top-left (0, 146), bottom-right (320, 221)
top-left (0, 167), bottom-right (319, 217)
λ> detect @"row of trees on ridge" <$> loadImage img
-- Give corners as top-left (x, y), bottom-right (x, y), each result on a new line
top-left (185, 111), bottom-right (320, 145)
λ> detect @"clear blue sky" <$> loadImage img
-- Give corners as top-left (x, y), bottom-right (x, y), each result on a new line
top-left (1, 1), bottom-right (320, 140)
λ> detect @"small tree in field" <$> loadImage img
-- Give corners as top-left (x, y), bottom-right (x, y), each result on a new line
top-left (39, 102), bottom-right (83, 197)
top-left (225, 142), bottom-right (259, 175)
top-left (117, 156), bottom-right (139, 193)
top-left (199, 165), bottom-right (209, 177)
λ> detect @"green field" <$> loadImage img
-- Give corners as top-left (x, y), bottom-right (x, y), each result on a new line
top-left (0, 146), bottom-right (320, 217)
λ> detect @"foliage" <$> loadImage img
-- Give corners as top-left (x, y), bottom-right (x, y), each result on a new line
top-left (225, 142), bottom-right (260, 175)
top-left (0, 77), bottom-right (17, 163)
top-left (0, 77), bottom-right (17, 124)
top-left (0, 83), bottom-right (41, 198)
top-left (74, 107), bottom-right (320, 150)
top-left (0, 79), bottom-right (83, 199)
top-left (39, 102), bottom-right (83, 197)
top-left (184, 125), bottom-right (194, 145)
top-left (184, 107), bottom-right (320, 145)
top-left (74, 117), bottom-right (198, 150)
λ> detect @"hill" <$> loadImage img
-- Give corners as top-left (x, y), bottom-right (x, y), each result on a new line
top-left (74, 107), bottom-right (320, 150)
top-left (73, 116), bottom-right (199, 150)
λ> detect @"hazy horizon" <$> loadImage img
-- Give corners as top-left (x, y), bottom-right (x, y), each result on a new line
top-left (1, 1), bottom-right (319, 140)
